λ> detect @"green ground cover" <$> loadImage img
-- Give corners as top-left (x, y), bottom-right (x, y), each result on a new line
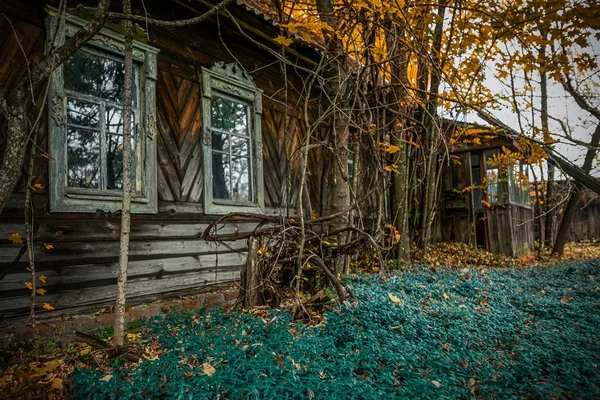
top-left (73, 261), bottom-right (600, 399)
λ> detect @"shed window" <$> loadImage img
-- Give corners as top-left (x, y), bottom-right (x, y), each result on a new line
top-left (508, 162), bottom-right (531, 205)
top-left (201, 63), bottom-right (264, 214)
top-left (484, 149), bottom-right (503, 204)
top-left (47, 12), bottom-right (159, 213)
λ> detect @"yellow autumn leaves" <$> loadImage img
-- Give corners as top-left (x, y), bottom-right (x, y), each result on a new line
top-left (11, 230), bottom-right (56, 311)
top-left (8, 232), bottom-right (54, 249)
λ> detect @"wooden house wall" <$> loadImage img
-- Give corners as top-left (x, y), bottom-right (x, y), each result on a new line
top-left (0, 0), bottom-right (324, 326)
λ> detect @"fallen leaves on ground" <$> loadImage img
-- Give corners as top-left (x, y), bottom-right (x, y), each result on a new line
top-left (411, 241), bottom-right (600, 270)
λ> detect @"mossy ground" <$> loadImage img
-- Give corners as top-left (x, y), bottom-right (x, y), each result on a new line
top-left (73, 261), bottom-right (600, 399)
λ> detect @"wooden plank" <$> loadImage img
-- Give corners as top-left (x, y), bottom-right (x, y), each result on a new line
top-left (157, 119), bottom-right (182, 201)
top-left (0, 219), bottom-right (261, 243)
top-left (0, 238), bottom-right (248, 268)
top-left (0, 253), bottom-right (245, 293)
top-left (158, 165), bottom-right (176, 201)
top-left (486, 208), bottom-right (499, 254)
top-left (0, 269), bottom-right (241, 319)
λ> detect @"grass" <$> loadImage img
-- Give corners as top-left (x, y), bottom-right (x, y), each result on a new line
top-left (73, 261), bottom-right (600, 399)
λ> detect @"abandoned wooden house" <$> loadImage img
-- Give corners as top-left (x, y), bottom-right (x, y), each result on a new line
top-left (436, 121), bottom-right (535, 256)
top-left (0, 0), bottom-right (335, 326)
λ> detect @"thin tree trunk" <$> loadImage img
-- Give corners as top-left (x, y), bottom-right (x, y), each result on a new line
top-left (538, 30), bottom-right (555, 248)
top-left (385, 17), bottom-right (411, 260)
top-left (419, 1), bottom-right (446, 248)
top-left (113, 0), bottom-right (134, 347)
top-left (25, 132), bottom-right (39, 359)
top-left (552, 187), bottom-right (581, 256)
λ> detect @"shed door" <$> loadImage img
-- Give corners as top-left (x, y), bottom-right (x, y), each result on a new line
top-left (441, 152), bottom-right (476, 246)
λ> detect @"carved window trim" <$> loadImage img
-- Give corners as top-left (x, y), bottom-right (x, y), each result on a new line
top-left (47, 10), bottom-right (159, 214)
top-left (200, 62), bottom-right (264, 215)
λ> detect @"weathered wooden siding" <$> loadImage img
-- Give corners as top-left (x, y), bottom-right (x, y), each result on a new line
top-left (0, 0), bottom-right (318, 326)
top-left (510, 205), bottom-right (535, 253)
top-left (562, 189), bottom-right (600, 242)
top-left (437, 147), bottom-right (536, 256)
top-left (0, 196), bottom-right (257, 324)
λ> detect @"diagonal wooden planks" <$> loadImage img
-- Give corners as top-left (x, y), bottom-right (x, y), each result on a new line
top-left (156, 72), bottom-right (203, 202)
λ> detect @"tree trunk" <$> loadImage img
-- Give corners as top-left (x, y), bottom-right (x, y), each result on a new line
top-left (0, 0), bottom-right (111, 215)
top-left (314, 0), bottom-right (351, 274)
top-left (418, 1), bottom-right (446, 248)
top-left (329, 110), bottom-right (351, 273)
top-left (240, 236), bottom-right (263, 308)
top-left (391, 141), bottom-right (411, 260)
top-left (384, 17), bottom-right (411, 260)
top-left (113, 0), bottom-right (134, 347)
top-left (0, 90), bottom-right (27, 215)
top-left (538, 31), bottom-right (555, 248)
top-left (552, 187), bottom-right (582, 256)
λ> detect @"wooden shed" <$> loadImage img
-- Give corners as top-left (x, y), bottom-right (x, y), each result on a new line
top-left (0, 0), bottom-right (330, 326)
top-left (437, 121), bottom-right (535, 256)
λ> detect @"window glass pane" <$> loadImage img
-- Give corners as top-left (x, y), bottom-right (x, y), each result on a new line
top-left (67, 128), bottom-right (100, 189)
top-left (486, 168), bottom-right (499, 204)
top-left (106, 106), bottom-right (124, 134)
top-left (106, 107), bottom-right (136, 191)
top-left (212, 133), bottom-right (229, 152)
top-left (230, 135), bottom-right (249, 156)
top-left (212, 152), bottom-right (231, 200)
top-left (67, 98), bottom-right (99, 128)
top-left (106, 134), bottom-right (135, 191)
top-left (64, 49), bottom-right (128, 104)
top-left (231, 156), bottom-right (251, 202)
top-left (107, 133), bottom-right (123, 190)
top-left (508, 166), bottom-right (517, 203)
top-left (211, 96), bottom-right (248, 135)
top-left (521, 164), bottom-right (531, 205)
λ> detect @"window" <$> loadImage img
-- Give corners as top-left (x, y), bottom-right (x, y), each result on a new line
top-left (201, 63), bottom-right (264, 214)
top-left (484, 149), bottom-right (503, 204)
top-left (47, 12), bottom-right (159, 213)
top-left (508, 161), bottom-right (531, 206)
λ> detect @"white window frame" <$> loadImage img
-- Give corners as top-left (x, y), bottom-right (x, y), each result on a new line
top-left (200, 62), bottom-right (264, 215)
top-left (47, 11), bottom-right (159, 213)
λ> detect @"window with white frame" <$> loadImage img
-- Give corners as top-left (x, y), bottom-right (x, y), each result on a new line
top-left (200, 62), bottom-right (264, 214)
top-left (47, 12), bottom-right (159, 213)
